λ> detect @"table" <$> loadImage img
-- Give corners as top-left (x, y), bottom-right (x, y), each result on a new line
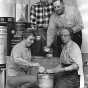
top-left (30, 56), bottom-right (60, 75)
top-left (30, 56), bottom-right (60, 88)
top-left (6, 56), bottom-right (60, 75)
top-left (6, 56), bottom-right (60, 88)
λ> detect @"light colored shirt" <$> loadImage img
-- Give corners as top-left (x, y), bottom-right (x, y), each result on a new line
top-left (60, 40), bottom-right (84, 88)
top-left (11, 40), bottom-right (31, 60)
top-left (7, 40), bottom-right (32, 76)
top-left (47, 5), bottom-right (83, 47)
top-left (30, 2), bottom-right (53, 28)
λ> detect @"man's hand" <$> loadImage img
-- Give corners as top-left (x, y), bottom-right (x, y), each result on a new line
top-left (32, 63), bottom-right (40, 66)
top-left (43, 46), bottom-right (53, 57)
top-left (46, 69), bottom-right (54, 73)
top-left (43, 46), bottom-right (50, 52)
top-left (46, 65), bottom-right (64, 73)
top-left (29, 62), bottom-right (40, 67)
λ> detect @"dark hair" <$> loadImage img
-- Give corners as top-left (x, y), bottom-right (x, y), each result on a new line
top-left (59, 26), bottom-right (74, 39)
top-left (23, 29), bottom-right (36, 39)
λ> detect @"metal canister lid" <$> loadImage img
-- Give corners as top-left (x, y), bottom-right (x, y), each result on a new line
top-left (0, 26), bottom-right (7, 34)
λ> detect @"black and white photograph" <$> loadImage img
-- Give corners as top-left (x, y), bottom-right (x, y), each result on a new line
top-left (0, 0), bottom-right (88, 88)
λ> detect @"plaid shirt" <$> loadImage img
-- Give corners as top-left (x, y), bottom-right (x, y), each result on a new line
top-left (47, 5), bottom-right (83, 47)
top-left (30, 2), bottom-right (53, 28)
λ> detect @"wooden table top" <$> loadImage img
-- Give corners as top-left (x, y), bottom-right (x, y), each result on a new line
top-left (6, 56), bottom-right (60, 75)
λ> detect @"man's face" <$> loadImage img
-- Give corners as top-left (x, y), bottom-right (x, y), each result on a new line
top-left (60, 29), bottom-right (71, 44)
top-left (53, 1), bottom-right (64, 15)
top-left (25, 35), bottom-right (35, 47)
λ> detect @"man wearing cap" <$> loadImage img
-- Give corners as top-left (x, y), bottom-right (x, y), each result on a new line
top-left (45, 0), bottom-right (83, 57)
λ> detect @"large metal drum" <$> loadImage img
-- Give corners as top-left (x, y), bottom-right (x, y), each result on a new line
top-left (0, 26), bottom-right (7, 64)
top-left (38, 73), bottom-right (54, 88)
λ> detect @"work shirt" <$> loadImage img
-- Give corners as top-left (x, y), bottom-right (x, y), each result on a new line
top-left (7, 40), bottom-right (32, 76)
top-left (30, 2), bottom-right (53, 28)
top-left (47, 5), bottom-right (83, 47)
top-left (60, 40), bottom-right (84, 88)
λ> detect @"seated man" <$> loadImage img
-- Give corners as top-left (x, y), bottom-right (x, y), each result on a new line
top-left (46, 27), bottom-right (84, 88)
top-left (6, 30), bottom-right (40, 88)
top-left (45, 0), bottom-right (83, 57)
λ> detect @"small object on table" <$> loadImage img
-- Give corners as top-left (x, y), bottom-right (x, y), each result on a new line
top-left (38, 66), bottom-right (45, 73)
top-left (44, 47), bottom-right (53, 57)
top-left (46, 69), bottom-right (54, 73)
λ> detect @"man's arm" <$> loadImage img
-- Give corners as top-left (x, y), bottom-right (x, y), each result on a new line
top-left (47, 14), bottom-right (57, 48)
top-left (69, 44), bottom-right (84, 88)
top-left (14, 57), bottom-right (40, 67)
top-left (11, 47), bottom-right (30, 66)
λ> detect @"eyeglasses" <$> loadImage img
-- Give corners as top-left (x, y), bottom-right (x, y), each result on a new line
top-left (54, 6), bottom-right (60, 9)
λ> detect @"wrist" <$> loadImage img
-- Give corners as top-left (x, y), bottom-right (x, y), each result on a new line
top-left (44, 46), bottom-right (51, 52)
top-left (64, 67), bottom-right (68, 71)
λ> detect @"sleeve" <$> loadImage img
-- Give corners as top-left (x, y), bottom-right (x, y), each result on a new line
top-left (11, 47), bottom-right (22, 59)
top-left (30, 5), bottom-right (36, 27)
top-left (72, 7), bottom-right (84, 33)
top-left (11, 47), bottom-right (29, 66)
top-left (69, 44), bottom-right (84, 88)
top-left (47, 15), bottom-right (57, 47)
top-left (69, 44), bottom-right (84, 76)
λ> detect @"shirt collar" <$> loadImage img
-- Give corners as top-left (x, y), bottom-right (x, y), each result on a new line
top-left (65, 40), bottom-right (73, 49)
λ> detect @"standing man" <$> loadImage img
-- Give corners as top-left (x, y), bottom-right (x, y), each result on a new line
top-left (7, 30), bottom-right (40, 88)
top-left (45, 0), bottom-right (83, 57)
top-left (30, 0), bottom-right (53, 28)
top-left (30, 0), bottom-right (54, 56)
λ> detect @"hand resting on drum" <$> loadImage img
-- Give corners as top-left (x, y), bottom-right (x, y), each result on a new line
top-left (46, 65), bottom-right (63, 73)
